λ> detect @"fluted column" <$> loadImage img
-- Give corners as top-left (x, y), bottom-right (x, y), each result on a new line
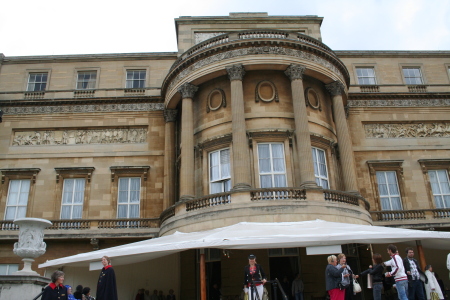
top-left (226, 64), bottom-right (251, 191)
top-left (163, 109), bottom-right (177, 208)
top-left (178, 83), bottom-right (198, 200)
top-left (285, 64), bottom-right (318, 188)
top-left (326, 81), bottom-right (359, 194)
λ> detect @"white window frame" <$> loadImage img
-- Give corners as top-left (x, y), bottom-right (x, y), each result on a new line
top-left (76, 71), bottom-right (97, 90)
top-left (402, 67), bottom-right (423, 85)
top-left (60, 178), bottom-right (85, 219)
top-left (0, 264), bottom-right (19, 275)
top-left (257, 143), bottom-right (287, 188)
top-left (126, 70), bottom-right (146, 89)
top-left (4, 179), bottom-right (30, 220)
top-left (27, 72), bottom-right (48, 91)
top-left (117, 177), bottom-right (141, 219)
top-left (428, 169), bottom-right (450, 209)
top-left (312, 147), bottom-right (329, 189)
top-left (209, 148), bottom-right (231, 194)
top-left (356, 67), bottom-right (377, 85)
top-left (376, 171), bottom-right (403, 210)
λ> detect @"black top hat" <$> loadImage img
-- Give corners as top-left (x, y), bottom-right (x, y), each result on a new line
top-left (248, 254), bottom-right (256, 259)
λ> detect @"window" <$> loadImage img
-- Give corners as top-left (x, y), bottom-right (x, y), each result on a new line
top-left (77, 71), bottom-right (97, 89)
top-left (27, 73), bottom-right (48, 91)
top-left (312, 147), bottom-right (329, 189)
top-left (5, 180), bottom-right (30, 220)
top-left (403, 67), bottom-right (423, 85)
top-left (60, 178), bottom-right (85, 219)
top-left (376, 171), bottom-right (403, 210)
top-left (117, 177), bottom-right (141, 218)
top-left (126, 70), bottom-right (146, 89)
top-left (209, 148), bottom-right (231, 193)
top-left (0, 264), bottom-right (19, 275)
top-left (257, 143), bottom-right (287, 188)
top-left (429, 170), bottom-right (450, 208)
top-left (356, 67), bottom-right (377, 85)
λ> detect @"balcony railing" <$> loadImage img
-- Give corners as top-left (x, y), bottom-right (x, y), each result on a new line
top-left (186, 192), bottom-right (232, 211)
top-left (408, 85), bottom-right (427, 93)
top-left (371, 209), bottom-right (450, 222)
top-left (250, 188), bottom-right (306, 201)
top-left (359, 85), bottom-right (380, 93)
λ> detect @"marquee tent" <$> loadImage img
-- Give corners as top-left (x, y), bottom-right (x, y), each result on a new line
top-left (39, 219), bottom-right (450, 269)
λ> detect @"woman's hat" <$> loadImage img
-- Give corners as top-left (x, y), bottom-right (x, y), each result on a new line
top-left (248, 254), bottom-right (256, 259)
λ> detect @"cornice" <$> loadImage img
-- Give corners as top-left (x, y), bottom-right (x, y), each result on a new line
top-left (0, 97), bottom-right (163, 107)
top-left (335, 50), bottom-right (450, 58)
top-left (348, 92), bottom-right (450, 100)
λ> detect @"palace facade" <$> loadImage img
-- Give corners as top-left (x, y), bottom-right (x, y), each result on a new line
top-left (0, 12), bottom-right (449, 300)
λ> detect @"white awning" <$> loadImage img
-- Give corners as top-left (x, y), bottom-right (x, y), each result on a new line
top-left (39, 219), bottom-right (450, 269)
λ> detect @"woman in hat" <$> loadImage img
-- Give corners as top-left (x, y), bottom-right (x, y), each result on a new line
top-left (244, 254), bottom-right (267, 300)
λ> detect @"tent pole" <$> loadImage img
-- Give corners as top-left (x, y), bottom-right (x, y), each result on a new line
top-left (415, 240), bottom-right (426, 270)
top-left (200, 249), bottom-right (207, 300)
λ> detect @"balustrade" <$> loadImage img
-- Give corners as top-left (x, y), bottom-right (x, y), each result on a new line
top-left (360, 85), bottom-right (380, 93)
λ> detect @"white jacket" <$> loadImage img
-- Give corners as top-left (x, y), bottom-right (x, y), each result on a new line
top-left (424, 270), bottom-right (444, 300)
top-left (384, 254), bottom-right (407, 282)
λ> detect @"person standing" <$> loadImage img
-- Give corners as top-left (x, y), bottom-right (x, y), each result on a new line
top-left (291, 273), bottom-right (304, 300)
top-left (336, 254), bottom-right (358, 300)
top-left (96, 256), bottom-right (118, 300)
top-left (244, 254), bottom-right (267, 300)
top-left (403, 247), bottom-right (427, 300)
top-left (384, 244), bottom-right (408, 300)
top-left (424, 265), bottom-right (445, 300)
top-left (42, 270), bottom-right (68, 300)
top-left (326, 255), bottom-right (346, 300)
top-left (360, 253), bottom-right (385, 300)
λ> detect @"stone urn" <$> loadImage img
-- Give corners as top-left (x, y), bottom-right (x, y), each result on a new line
top-left (12, 218), bottom-right (52, 275)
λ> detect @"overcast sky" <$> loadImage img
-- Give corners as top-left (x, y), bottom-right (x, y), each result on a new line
top-left (1, 0), bottom-right (449, 57)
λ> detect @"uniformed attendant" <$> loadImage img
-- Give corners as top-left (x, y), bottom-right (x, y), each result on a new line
top-left (96, 256), bottom-right (118, 300)
top-left (42, 270), bottom-right (68, 300)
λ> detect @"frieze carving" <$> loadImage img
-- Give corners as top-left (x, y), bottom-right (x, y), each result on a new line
top-left (365, 123), bottom-right (450, 138)
top-left (178, 83), bottom-right (198, 99)
top-left (3, 103), bottom-right (164, 115)
top-left (194, 32), bottom-right (226, 44)
top-left (164, 109), bottom-right (178, 122)
top-left (284, 64), bottom-right (306, 81)
top-left (226, 64), bottom-right (246, 81)
top-left (168, 46), bottom-right (345, 91)
top-left (348, 99), bottom-right (450, 107)
top-left (13, 127), bottom-right (148, 146)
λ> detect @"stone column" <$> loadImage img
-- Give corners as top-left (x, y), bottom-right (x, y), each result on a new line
top-left (226, 64), bottom-right (251, 191)
top-left (163, 109), bottom-right (177, 208)
top-left (326, 81), bottom-right (359, 194)
top-left (285, 64), bottom-right (318, 188)
top-left (178, 83), bottom-right (198, 200)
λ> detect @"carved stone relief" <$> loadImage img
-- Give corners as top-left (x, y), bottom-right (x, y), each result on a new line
top-left (365, 123), bottom-right (450, 138)
top-left (13, 127), bottom-right (148, 146)
top-left (348, 99), bottom-right (450, 107)
top-left (207, 88), bottom-right (226, 112)
top-left (255, 80), bottom-right (278, 102)
top-left (194, 32), bottom-right (226, 44)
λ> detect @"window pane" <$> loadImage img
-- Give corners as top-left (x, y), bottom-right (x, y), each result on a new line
top-left (274, 174), bottom-right (286, 187)
top-left (129, 205), bottom-right (139, 218)
top-left (61, 206), bottom-right (71, 219)
top-left (5, 207), bottom-right (16, 220)
top-left (118, 205), bottom-right (128, 218)
top-left (16, 206), bottom-right (27, 219)
top-left (72, 205), bottom-right (83, 219)
top-left (260, 175), bottom-right (273, 188)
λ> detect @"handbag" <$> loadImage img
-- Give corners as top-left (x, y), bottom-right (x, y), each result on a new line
top-left (353, 279), bottom-right (362, 293)
top-left (430, 291), bottom-right (439, 300)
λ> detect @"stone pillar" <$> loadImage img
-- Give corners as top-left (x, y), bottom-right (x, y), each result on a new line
top-left (178, 83), bottom-right (198, 200)
top-left (163, 109), bottom-right (177, 208)
top-left (326, 81), bottom-right (359, 194)
top-left (226, 64), bottom-right (251, 191)
top-left (284, 64), bottom-right (318, 188)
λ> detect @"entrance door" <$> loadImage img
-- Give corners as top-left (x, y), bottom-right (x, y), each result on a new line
top-left (269, 256), bottom-right (299, 300)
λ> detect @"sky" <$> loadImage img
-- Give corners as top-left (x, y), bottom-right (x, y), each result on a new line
top-left (1, 0), bottom-right (449, 57)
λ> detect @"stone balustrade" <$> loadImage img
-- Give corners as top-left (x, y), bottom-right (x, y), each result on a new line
top-left (371, 209), bottom-right (450, 227)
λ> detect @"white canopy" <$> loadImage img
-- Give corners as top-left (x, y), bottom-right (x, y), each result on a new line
top-left (39, 220), bottom-right (450, 269)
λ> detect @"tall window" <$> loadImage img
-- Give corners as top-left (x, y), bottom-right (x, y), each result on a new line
top-left (257, 143), bottom-right (287, 188)
top-left (27, 73), bottom-right (48, 91)
top-left (60, 178), bottom-right (85, 219)
top-left (376, 171), bottom-right (403, 210)
top-left (5, 180), bottom-right (30, 220)
top-left (429, 170), bottom-right (450, 208)
top-left (126, 70), bottom-right (146, 89)
top-left (117, 177), bottom-right (140, 218)
top-left (312, 147), bottom-right (329, 189)
top-left (356, 67), bottom-right (377, 85)
top-left (77, 71), bottom-right (97, 89)
top-left (209, 148), bottom-right (231, 194)
top-left (402, 67), bottom-right (423, 85)
top-left (0, 264), bottom-right (19, 275)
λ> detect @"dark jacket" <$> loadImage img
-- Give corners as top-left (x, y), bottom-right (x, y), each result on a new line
top-left (42, 283), bottom-right (68, 300)
top-left (403, 257), bottom-right (428, 284)
top-left (96, 265), bottom-right (118, 300)
top-left (325, 264), bottom-right (345, 291)
top-left (360, 264), bottom-right (384, 283)
top-left (244, 264), bottom-right (266, 286)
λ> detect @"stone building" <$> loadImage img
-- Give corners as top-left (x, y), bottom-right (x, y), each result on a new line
top-left (0, 12), bottom-right (449, 299)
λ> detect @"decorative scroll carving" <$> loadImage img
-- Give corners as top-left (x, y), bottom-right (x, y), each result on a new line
top-left (226, 64), bottom-right (246, 81)
top-left (194, 32), bottom-right (226, 44)
top-left (284, 64), bottom-right (306, 81)
top-left (12, 127), bottom-right (148, 146)
top-left (3, 103), bottom-right (164, 115)
top-left (325, 81), bottom-right (345, 96)
top-left (168, 46), bottom-right (345, 91)
top-left (55, 167), bottom-right (95, 183)
top-left (255, 80), bottom-right (278, 103)
top-left (0, 168), bottom-right (41, 184)
top-left (365, 123), bottom-right (450, 138)
top-left (178, 83), bottom-right (198, 99)
top-left (348, 99), bottom-right (450, 107)
top-left (164, 109), bottom-right (178, 122)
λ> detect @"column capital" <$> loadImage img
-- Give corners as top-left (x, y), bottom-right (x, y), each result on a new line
top-left (226, 64), bottom-right (246, 81)
top-left (325, 81), bottom-right (345, 96)
top-left (178, 82), bottom-right (198, 99)
top-left (284, 64), bottom-right (306, 81)
top-left (163, 109), bottom-right (178, 123)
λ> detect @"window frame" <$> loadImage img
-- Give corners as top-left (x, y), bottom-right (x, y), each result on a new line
top-left (355, 67), bottom-right (377, 85)
top-left (208, 148), bottom-right (231, 194)
top-left (76, 70), bottom-right (98, 90)
top-left (4, 179), bottom-right (31, 221)
top-left (60, 178), bottom-right (86, 219)
top-left (0, 264), bottom-right (19, 275)
top-left (418, 159), bottom-right (450, 209)
top-left (256, 142), bottom-right (288, 189)
top-left (312, 147), bottom-right (329, 189)
top-left (117, 177), bottom-right (141, 219)
top-left (125, 69), bottom-right (147, 89)
top-left (375, 170), bottom-right (403, 211)
top-left (401, 66), bottom-right (425, 85)
top-left (27, 72), bottom-right (49, 91)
